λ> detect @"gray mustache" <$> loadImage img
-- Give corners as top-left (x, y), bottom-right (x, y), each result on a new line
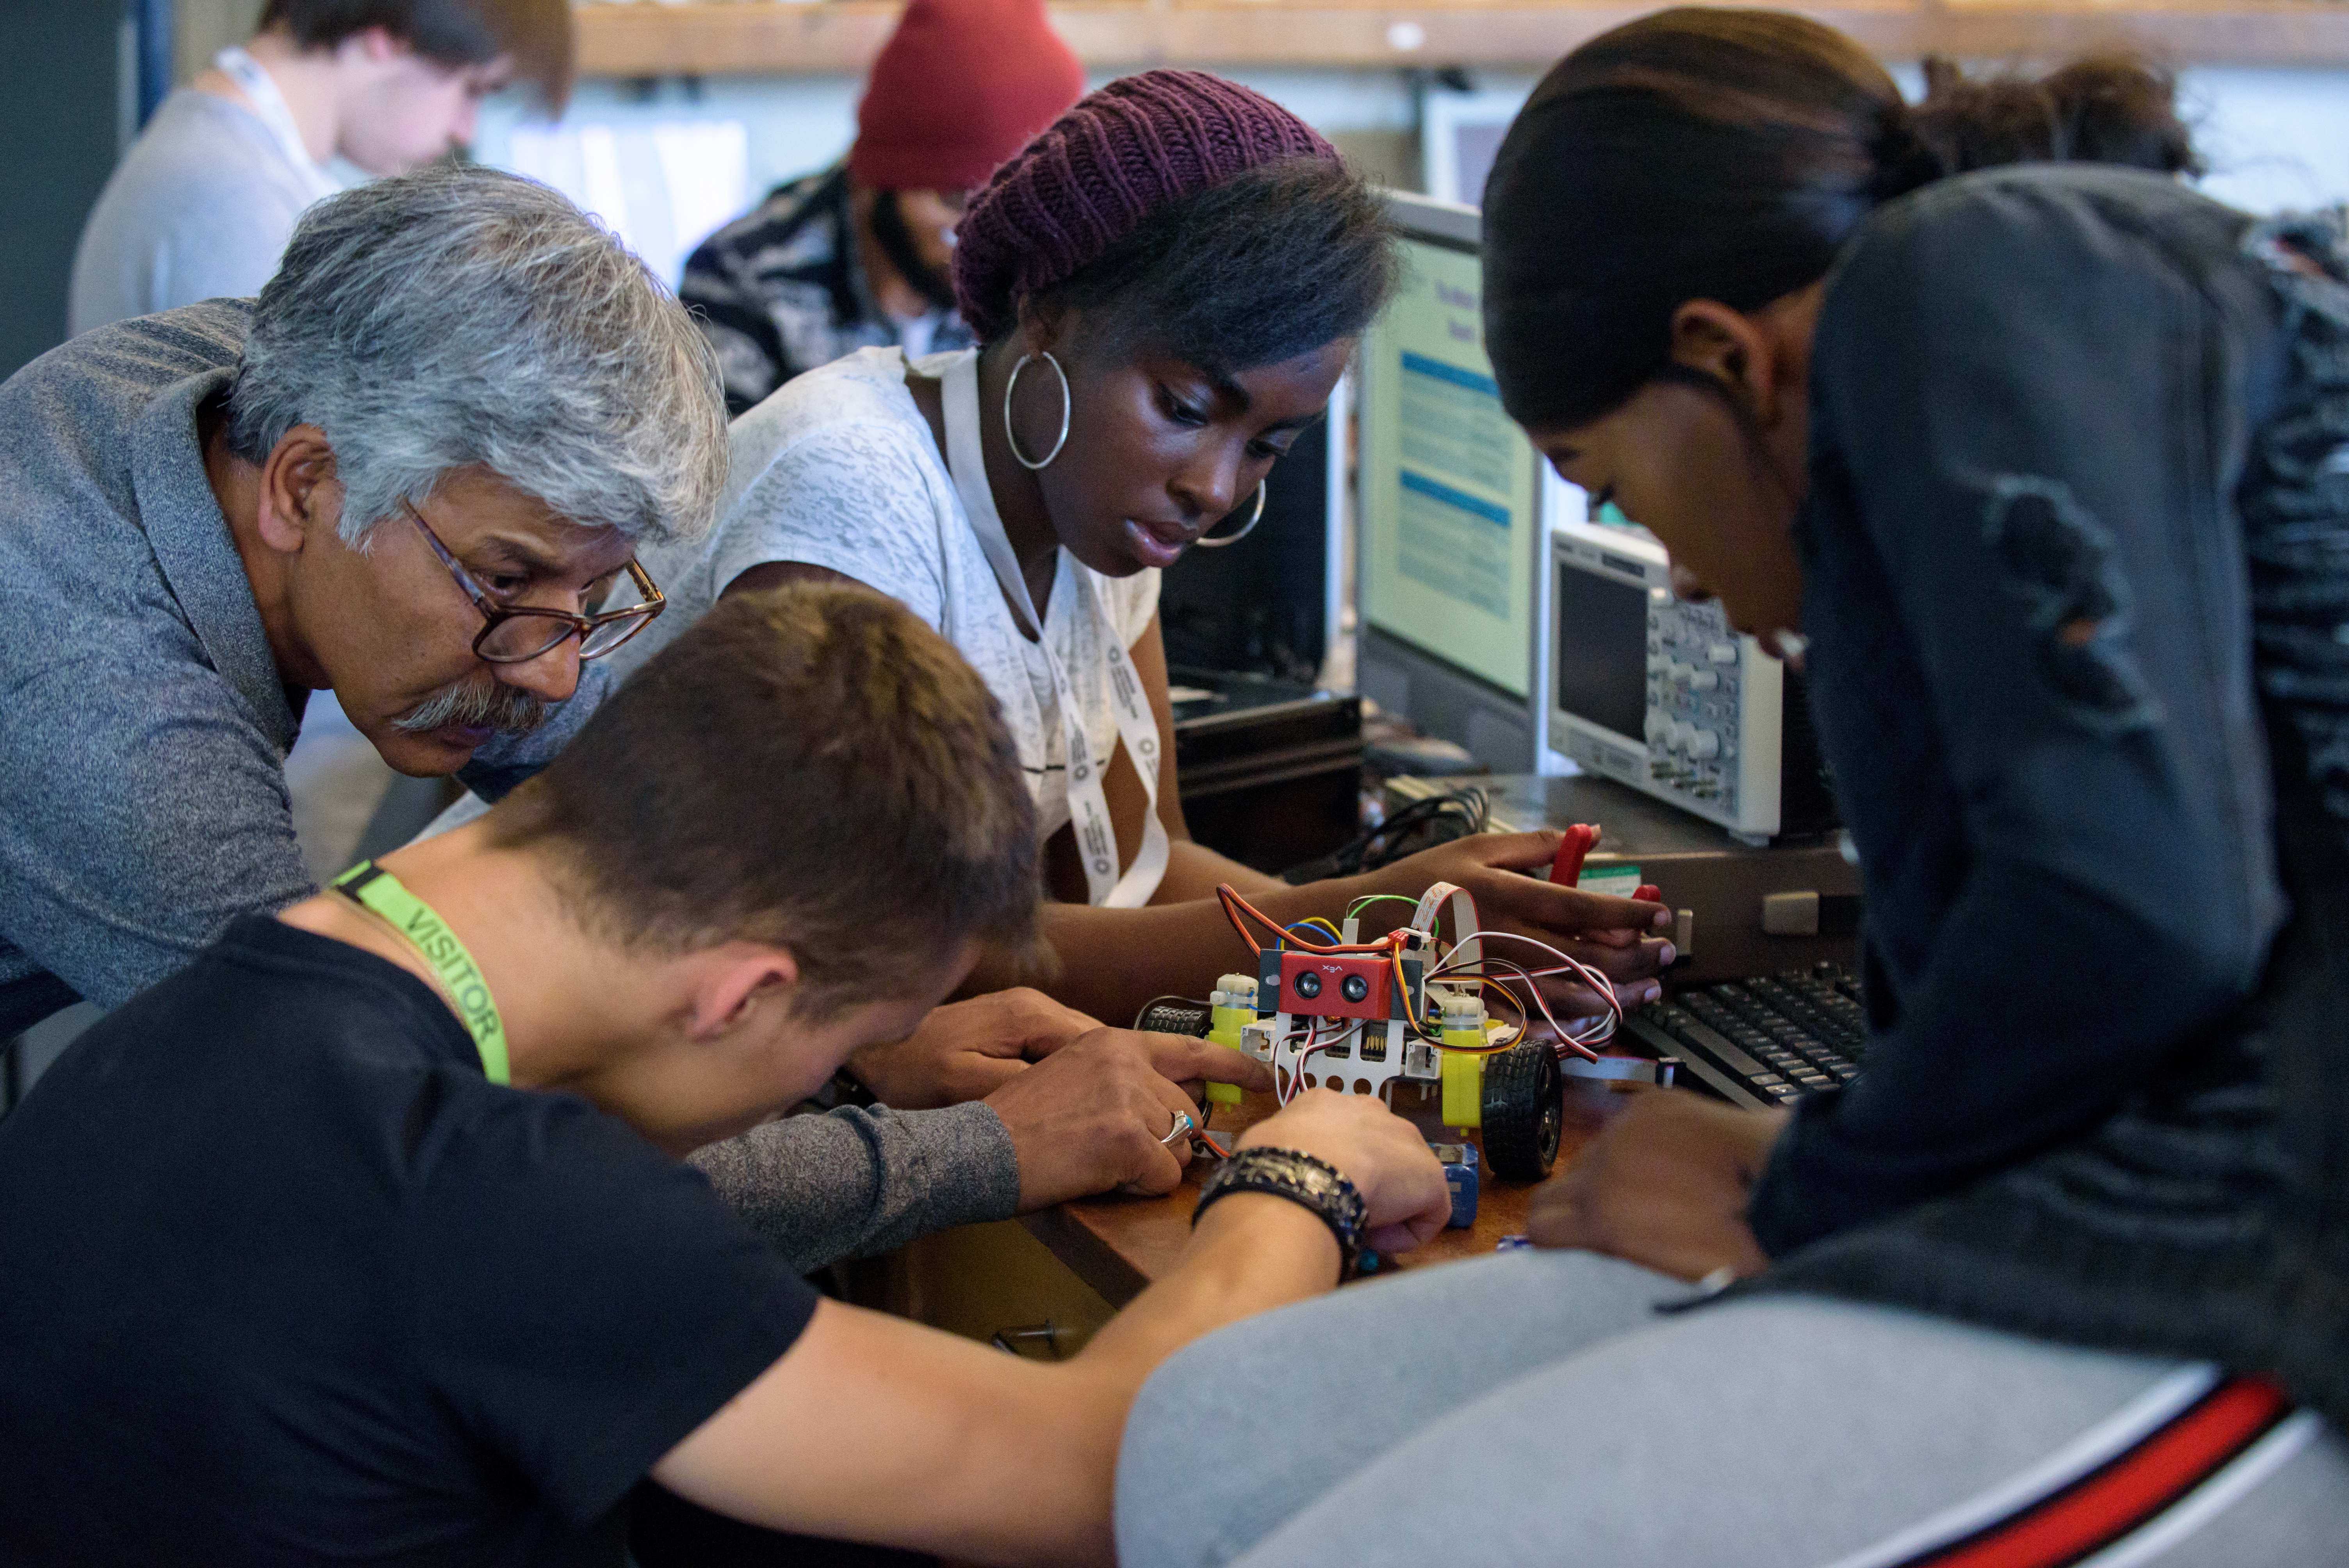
top-left (390, 679), bottom-right (549, 737)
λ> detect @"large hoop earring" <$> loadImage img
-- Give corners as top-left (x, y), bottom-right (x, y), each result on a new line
top-left (1192, 482), bottom-right (1267, 549)
top-left (1004, 351), bottom-right (1071, 471)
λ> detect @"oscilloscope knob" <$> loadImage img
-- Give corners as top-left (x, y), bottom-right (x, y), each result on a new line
top-left (1687, 728), bottom-right (1723, 760)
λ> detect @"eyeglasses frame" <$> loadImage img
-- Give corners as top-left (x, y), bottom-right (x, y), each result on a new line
top-left (400, 500), bottom-right (664, 665)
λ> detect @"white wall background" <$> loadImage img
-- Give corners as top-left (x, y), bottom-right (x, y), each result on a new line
top-left (2186, 68), bottom-right (2349, 212)
top-left (473, 68), bottom-right (1427, 283)
top-left (473, 62), bottom-right (2349, 287)
top-left (172, 0), bottom-right (2349, 262)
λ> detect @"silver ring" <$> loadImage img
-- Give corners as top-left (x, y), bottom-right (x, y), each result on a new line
top-left (1192, 482), bottom-right (1267, 549)
top-left (1160, 1110), bottom-right (1196, 1146)
top-left (1004, 351), bottom-right (1071, 471)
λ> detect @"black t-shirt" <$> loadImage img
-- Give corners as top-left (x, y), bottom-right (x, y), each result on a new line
top-left (0, 917), bottom-right (818, 1565)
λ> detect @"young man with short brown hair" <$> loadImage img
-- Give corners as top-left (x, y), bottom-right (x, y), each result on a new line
top-left (0, 584), bottom-right (1448, 1566)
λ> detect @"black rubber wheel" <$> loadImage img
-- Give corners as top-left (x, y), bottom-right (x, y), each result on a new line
top-left (1481, 1037), bottom-right (1563, 1181)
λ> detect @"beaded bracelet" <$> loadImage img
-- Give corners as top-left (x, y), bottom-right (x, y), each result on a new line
top-left (1194, 1146), bottom-right (1368, 1282)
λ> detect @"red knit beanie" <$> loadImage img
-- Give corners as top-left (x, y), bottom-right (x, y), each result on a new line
top-left (952, 70), bottom-right (1340, 341)
top-left (848, 0), bottom-right (1086, 194)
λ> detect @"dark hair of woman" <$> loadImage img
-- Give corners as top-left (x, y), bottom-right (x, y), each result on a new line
top-left (959, 157), bottom-right (1398, 375)
top-left (1480, 7), bottom-right (2196, 430)
top-left (1911, 56), bottom-right (2198, 176)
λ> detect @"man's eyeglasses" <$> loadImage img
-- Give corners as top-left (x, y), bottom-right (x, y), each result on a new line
top-left (402, 501), bottom-right (664, 665)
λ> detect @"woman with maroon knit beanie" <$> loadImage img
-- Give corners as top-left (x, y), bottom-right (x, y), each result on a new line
top-left (622, 69), bottom-right (1676, 1028)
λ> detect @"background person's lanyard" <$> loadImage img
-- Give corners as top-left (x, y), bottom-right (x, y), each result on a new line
top-left (214, 45), bottom-right (342, 203)
top-left (942, 352), bottom-right (1169, 909)
top-left (332, 862), bottom-right (512, 1085)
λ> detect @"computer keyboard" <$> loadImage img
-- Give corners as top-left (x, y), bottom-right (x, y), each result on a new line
top-left (1619, 964), bottom-right (1868, 1110)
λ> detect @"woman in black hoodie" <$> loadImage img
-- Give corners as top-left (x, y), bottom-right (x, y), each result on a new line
top-left (1113, 14), bottom-right (2349, 1565)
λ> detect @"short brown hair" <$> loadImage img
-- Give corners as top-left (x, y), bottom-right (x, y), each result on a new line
top-left (490, 584), bottom-right (1041, 1013)
top-left (260, 0), bottom-right (572, 112)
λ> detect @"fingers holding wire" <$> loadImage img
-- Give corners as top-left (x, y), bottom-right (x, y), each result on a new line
top-left (1430, 929), bottom-right (1629, 1060)
top-left (1557, 928), bottom-right (1675, 985)
top-left (1488, 928), bottom-right (1671, 1012)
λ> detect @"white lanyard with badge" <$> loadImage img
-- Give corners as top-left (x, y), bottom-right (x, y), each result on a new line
top-left (214, 45), bottom-right (342, 203)
top-left (940, 351), bottom-right (1169, 908)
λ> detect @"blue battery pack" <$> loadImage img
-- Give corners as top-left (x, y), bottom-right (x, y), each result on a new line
top-left (1429, 1141), bottom-right (1479, 1229)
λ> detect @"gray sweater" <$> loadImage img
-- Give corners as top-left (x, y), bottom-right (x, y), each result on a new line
top-left (0, 302), bottom-right (312, 1020)
top-left (69, 89), bottom-right (324, 337)
top-left (0, 301), bottom-right (595, 1023)
top-left (0, 301), bottom-right (1023, 1269)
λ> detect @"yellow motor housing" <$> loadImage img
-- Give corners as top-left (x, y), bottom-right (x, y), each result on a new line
top-left (1438, 991), bottom-right (1488, 1128)
top-left (1205, 973), bottom-right (1259, 1106)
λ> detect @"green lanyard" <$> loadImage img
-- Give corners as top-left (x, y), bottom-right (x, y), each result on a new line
top-left (331, 861), bottom-right (511, 1086)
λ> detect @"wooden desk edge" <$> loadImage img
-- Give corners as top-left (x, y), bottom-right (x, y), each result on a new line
top-left (1020, 1204), bottom-right (1156, 1308)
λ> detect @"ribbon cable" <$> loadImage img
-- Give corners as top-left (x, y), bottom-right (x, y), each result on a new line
top-left (332, 861), bottom-right (511, 1085)
top-left (941, 351), bottom-right (1169, 907)
top-left (1410, 881), bottom-right (1483, 970)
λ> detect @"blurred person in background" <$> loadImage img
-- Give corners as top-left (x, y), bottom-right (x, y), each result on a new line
top-left (69, 0), bottom-right (571, 337)
top-left (681, 0), bottom-right (1085, 415)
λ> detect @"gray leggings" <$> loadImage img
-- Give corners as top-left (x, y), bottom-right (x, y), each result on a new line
top-left (1116, 1251), bottom-right (2349, 1568)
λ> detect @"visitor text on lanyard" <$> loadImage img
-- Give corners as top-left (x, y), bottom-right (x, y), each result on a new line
top-left (332, 861), bottom-right (512, 1085)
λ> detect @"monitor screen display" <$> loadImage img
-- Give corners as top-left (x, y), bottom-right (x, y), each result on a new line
top-left (1358, 233), bottom-right (1536, 698)
top-left (1553, 560), bottom-right (1649, 744)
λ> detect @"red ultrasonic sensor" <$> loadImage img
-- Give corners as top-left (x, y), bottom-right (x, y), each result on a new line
top-left (1276, 951), bottom-right (1390, 1019)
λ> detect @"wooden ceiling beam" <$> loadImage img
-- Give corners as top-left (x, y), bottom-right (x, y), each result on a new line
top-left (574, 0), bottom-right (2349, 78)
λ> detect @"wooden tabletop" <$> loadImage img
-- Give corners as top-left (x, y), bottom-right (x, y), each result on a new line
top-left (1021, 1082), bottom-right (1617, 1307)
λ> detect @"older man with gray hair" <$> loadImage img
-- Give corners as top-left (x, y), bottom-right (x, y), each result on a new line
top-left (0, 163), bottom-right (1236, 1278)
top-left (0, 164), bottom-right (715, 1032)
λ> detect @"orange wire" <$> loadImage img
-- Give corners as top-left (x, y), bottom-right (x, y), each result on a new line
top-left (1216, 884), bottom-right (1397, 958)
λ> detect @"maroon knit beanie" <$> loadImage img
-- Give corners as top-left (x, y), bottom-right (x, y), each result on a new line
top-left (952, 69), bottom-right (1340, 341)
top-left (849, 0), bottom-right (1085, 194)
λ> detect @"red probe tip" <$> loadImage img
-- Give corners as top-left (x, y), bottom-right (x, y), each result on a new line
top-left (1550, 823), bottom-right (1598, 887)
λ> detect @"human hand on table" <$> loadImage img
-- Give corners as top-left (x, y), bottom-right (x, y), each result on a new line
top-left (845, 988), bottom-right (1097, 1109)
top-left (1526, 1089), bottom-right (1789, 1281)
top-left (1360, 829), bottom-right (1677, 1015)
top-left (989, 1028), bottom-right (1274, 1210)
top-left (1239, 1088), bottom-right (1454, 1253)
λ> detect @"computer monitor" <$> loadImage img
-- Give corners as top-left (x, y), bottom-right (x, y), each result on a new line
top-left (1548, 519), bottom-right (1839, 843)
top-left (1157, 376), bottom-right (1346, 684)
top-left (1419, 85), bottom-right (1532, 208)
top-left (1355, 192), bottom-right (1558, 770)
